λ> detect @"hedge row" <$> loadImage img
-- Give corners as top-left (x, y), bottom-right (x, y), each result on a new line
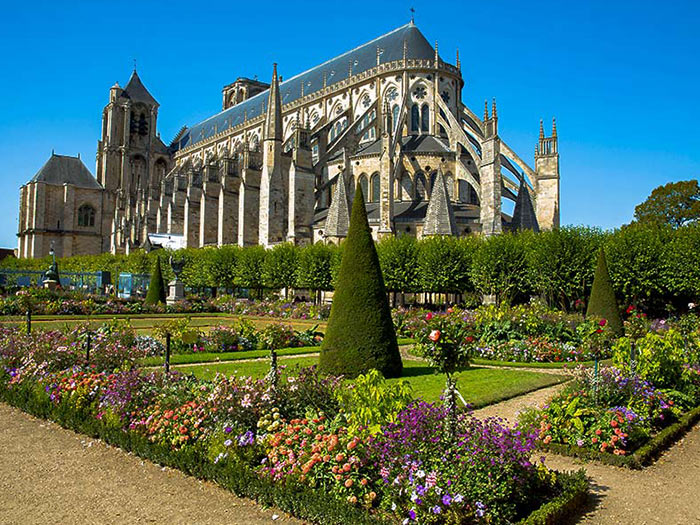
top-left (4, 222), bottom-right (700, 314)
top-left (0, 380), bottom-right (588, 525)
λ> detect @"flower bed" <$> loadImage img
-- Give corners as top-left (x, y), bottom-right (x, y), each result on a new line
top-left (0, 324), bottom-right (587, 524)
top-left (398, 302), bottom-right (615, 364)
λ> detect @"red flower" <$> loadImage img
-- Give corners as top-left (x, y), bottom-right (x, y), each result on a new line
top-left (429, 330), bottom-right (441, 342)
top-left (425, 312), bottom-right (433, 321)
top-left (465, 336), bottom-right (475, 344)
top-left (599, 319), bottom-right (607, 327)
top-left (626, 305), bottom-right (635, 314)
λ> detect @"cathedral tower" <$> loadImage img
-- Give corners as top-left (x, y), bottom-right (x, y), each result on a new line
top-left (535, 119), bottom-right (560, 230)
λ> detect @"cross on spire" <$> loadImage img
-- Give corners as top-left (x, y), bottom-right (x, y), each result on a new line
top-left (410, 7), bottom-right (415, 23)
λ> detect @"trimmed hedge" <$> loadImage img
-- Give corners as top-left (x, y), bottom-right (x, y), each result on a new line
top-left (0, 379), bottom-right (589, 525)
top-left (586, 248), bottom-right (623, 336)
top-left (320, 186), bottom-right (402, 379)
top-left (145, 256), bottom-right (166, 305)
top-left (539, 405), bottom-right (700, 469)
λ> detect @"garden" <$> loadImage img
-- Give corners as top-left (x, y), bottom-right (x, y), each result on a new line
top-left (1, 193), bottom-right (700, 523)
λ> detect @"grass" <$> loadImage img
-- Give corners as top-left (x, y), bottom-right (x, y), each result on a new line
top-left (177, 356), bottom-right (567, 405)
top-left (1, 314), bottom-right (326, 335)
top-left (142, 346), bottom-right (320, 366)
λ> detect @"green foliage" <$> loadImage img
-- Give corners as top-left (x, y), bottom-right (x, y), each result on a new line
top-left (471, 232), bottom-right (531, 304)
top-left (634, 179), bottom-right (700, 228)
top-left (236, 245), bottom-right (266, 296)
top-left (613, 329), bottom-right (699, 395)
top-left (527, 227), bottom-right (604, 310)
top-left (262, 243), bottom-right (298, 293)
top-left (144, 256), bottom-right (166, 305)
top-left (661, 225), bottom-right (700, 307)
top-left (320, 186), bottom-right (402, 379)
top-left (376, 235), bottom-right (419, 293)
top-left (586, 249), bottom-right (623, 336)
top-left (296, 242), bottom-right (334, 294)
top-left (208, 245), bottom-right (239, 290)
top-left (417, 235), bottom-right (474, 293)
top-left (336, 369), bottom-right (413, 436)
top-left (605, 223), bottom-right (671, 313)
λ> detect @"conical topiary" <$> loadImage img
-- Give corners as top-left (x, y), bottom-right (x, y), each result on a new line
top-left (145, 256), bottom-right (167, 305)
top-left (319, 184), bottom-right (403, 378)
top-left (586, 248), bottom-right (623, 335)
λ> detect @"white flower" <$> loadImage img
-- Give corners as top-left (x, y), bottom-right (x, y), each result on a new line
top-left (391, 503), bottom-right (397, 511)
top-left (689, 302), bottom-right (696, 310)
top-left (416, 469), bottom-right (425, 478)
top-left (410, 492), bottom-right (418, 502)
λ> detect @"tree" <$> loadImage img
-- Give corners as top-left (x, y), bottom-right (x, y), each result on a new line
top-left (208, 245), bottom-right (240, 293)
top-left (634, 180), bottom-right (700, 228)
top-left (319, 185), bottom-right (402, 379)
top-left (527, 226), bottom-right (605, 311)
top-left (586, 248), bottom-right (623, 336)
top-left (236, 246), bottom-right (266, 299)
top-left (145, 256), bottom-right (167, 305)
top-left (471, 232), bottom-right (531, 305)
top-left (296, 242), bottom-right (334, 303)
top-left (377, 235), bottom-right (419, 301)
top-left (417, 236), bottom-right (473, 298)
top-left (262, 243), bottom-right (298, 297)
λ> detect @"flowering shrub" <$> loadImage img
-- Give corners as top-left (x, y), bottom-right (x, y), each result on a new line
top-left (212, 297), bottom-right (330, 320)
top-left (520, 366), bottom-right (680, 455)
top-left (370, 401), bottom-right (554, 524)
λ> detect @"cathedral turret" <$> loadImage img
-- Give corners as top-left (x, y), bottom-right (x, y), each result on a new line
top-left (479, 99), bottom-right (502, 236)
top-left (324, 154), bottom-right (351, 243)
top-left (423, 168), bottom-right (456, 236)
top-left (535, 118), bottom-right (560, 230)
top-left (259, 63), bottom-right (286, 246)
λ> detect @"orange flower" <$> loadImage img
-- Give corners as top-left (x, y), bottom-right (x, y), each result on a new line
top-left (429, 330), bottom-right (441, 342)
top-left (344, 479), bottom-right (353, 488)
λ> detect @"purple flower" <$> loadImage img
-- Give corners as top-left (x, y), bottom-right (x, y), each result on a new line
top-left (408, 509), bottom-right (416, 520)
top-left (442, 494), bottom-right (453, 506)
top-left (224, 426), bottom-right (233, 434)
top-left (432, 505), bottom-right (442, 514)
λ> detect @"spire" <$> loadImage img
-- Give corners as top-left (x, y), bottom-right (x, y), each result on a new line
top-left (324, 156), bottom-right (351, 239)
top-left (484, 100), bottom-right (489, 122)
top-left (456, 48), bottom-right (461, 70)
top-left (491, 98), bottom-right (497, 119)
top-left (510, 179), bottom-right (540, 232)
top-left (552, 117), bottom-right (557, 138)
top-left (539, 119), bottom-right (545, 140)
top-left (123, 69), bottom-right (158, 106)
top-left (434, 41), bottom-right (439, 65)
top-left (264, 63), bottom-right (283, 141)
top-left (423, 169), bottom-right (456, 236)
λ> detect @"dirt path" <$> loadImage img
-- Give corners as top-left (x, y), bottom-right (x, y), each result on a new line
top-left (473, 382), bottom-right (700, 524)
top-left (0, 403), bottom-right (302, 525)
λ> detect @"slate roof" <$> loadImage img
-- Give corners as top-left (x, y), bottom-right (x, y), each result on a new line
top-left (423, 169), bottom-right (456, 235)
top-left (30, 154), bottom-right (102, 189)
top-left (122, 70), bottom-right (159, 107)
top-left (176, 22), bottom-right (437, 151)
top-left (353, 135), bottom-right (451, 157)
top-left (509, 179), bottom-right (540, 232)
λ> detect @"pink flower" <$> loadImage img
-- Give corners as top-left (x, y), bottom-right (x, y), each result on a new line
top-left (425, 312), bottom-right (433, 321)
top-left (599, 319), bottom-right (607, 327)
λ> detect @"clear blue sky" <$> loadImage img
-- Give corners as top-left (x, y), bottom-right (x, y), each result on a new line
top-left (1, 0), bottom-right (698, 249)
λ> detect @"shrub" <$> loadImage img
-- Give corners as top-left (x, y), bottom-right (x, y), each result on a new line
top-left (320, 185), bottom-right (402, 379)
top-left (145, 256), bottom-right (166, 305)
top-left (586, 248), bottom-right (623, 336)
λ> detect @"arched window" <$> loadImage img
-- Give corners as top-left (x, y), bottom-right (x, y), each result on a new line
top-left (361, 110), bottom-right (376, 142)
top-left (77, 204), bottom-right (96, 227)
top-left (358, 174), bottom-right (369, 201)
top-left (370, 173), bottom-right (380, 203)
top-left (415, 172), bottom-right (427, 200)
top-left (392, 104), bottom-right (400, 133)
top-left (421, 105), bottom-right (430, 132)
top-left (411, 104), bottom-right (420, 132)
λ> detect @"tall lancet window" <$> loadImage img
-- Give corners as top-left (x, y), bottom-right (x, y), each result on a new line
top-left (411, 104), bottom-right (420, 132)
top-left (421, 105), bottom-right (430, 132)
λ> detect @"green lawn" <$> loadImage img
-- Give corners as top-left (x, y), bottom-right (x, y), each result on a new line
top-left (1, 314), bottom-right (326, 335)
top-left (177, 356), bottom-right (566, 406)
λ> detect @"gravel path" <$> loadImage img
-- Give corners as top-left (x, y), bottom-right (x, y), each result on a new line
top-left (0, 403), bottom-right (302, 525)
top-left (473, 383), bottom-right (700, 525)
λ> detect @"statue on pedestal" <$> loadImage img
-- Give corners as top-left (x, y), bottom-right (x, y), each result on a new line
top-left (166, 256), bottom-right (185, 305)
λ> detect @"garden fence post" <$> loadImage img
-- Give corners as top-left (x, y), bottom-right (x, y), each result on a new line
top-left (85, 330), bottom-right (91, 365)
top-left (26, 308), bottom-right (31, 335)
top-left (165, 332), bottom-right (171, 375)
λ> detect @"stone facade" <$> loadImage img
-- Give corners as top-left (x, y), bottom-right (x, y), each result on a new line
top-left (17, 22), bottom-right (559, 258)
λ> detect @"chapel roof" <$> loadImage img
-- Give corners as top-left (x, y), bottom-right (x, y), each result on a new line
top-left (29, 153), bottom-right (103, 189)
top-left (176, 22), bottom-right (438, 151)
top-left (122, 70), bottom-right (159, 107)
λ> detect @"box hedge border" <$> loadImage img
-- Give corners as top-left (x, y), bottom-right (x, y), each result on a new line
top-left (0, 380), bottom-right (588, 525)
top-left (539, 405), bottom-right (700, 469)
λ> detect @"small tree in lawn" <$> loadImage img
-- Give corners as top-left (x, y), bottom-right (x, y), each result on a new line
top-left (586, 248), bottom-right (623, 336)
top-left (319, 184), bottom-right (402, 379)
top-left (145, 256), bottom-right (167, 305)
top-left (414, 311), bottom-right (475, 438)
